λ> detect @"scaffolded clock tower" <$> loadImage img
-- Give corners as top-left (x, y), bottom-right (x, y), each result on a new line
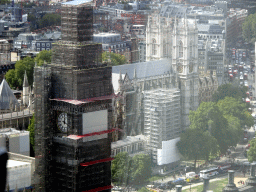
top-left (34, 0), bottom-right (113, 191)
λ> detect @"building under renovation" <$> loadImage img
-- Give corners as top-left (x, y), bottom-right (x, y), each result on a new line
top-left (144, 89), bottom-right (181, 166)
top-left (34, 0), bottom-right (113, 191)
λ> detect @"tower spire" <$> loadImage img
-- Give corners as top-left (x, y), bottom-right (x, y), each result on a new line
top-left (23, 71), bottom-right (29, 87)
top-left (133, 68), bottom-right (137, 79)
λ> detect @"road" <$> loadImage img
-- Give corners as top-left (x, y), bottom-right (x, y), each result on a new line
top-left (151, 130), bottom-right (255, 192)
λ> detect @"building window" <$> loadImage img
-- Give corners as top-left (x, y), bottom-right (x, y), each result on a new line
top-left (163, 39), bottom-right (167, 56)
top-left (152, 38), bottom-right (157, 55)
top-left (37, 43), bottom-right (40, 47)
top-left (179, 41), bottom-right (183, 58)
top-left (190, 41), bottom-right (193, 57)
top-left (42, 43), bottom-right (45, 47)
top-left (46, 43), bottom-right (50, 47)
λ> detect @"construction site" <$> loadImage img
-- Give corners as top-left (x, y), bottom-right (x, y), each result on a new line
top-left (34, 0), bottom-right (114, 191)
top-left (144, 88), bottom-right (181, 166)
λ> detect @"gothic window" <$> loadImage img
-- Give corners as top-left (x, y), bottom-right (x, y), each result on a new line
top-left (190, 41), bottom-right (193, 57)
top-left (163, 39), bottom-right (167, 56)
top-left (177, 63), bottom-right (183, 73)
top-left (189, 63), bottom-right (193, 73)
top-left (152, 38), bottom-right (157, 55)
top-left (179, 41), bottom-right (183, 58)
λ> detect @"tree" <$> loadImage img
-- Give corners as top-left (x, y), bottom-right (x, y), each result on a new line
top-left (35, 50), bottom-right (52, 66)
top-left (5, 57), bottom-right (35, 89)
top-left (0, 0), bottom-right (10, 5)
top-left (5, 69), bottom-right (18, 89)
top-left (130, 153), bottom-right (152, 184)
top-left (5, 50), bottom-right (52, 89)
top-left (247, 139), bottom-right (256, 162)
top-left (102, 52), bottom-right (127, 66)
top-left (217, 97), bottom-right (254, 129)
top-left (212, 83), bottom-right (247, 102)
top-left (28, 114), bottom-right (35, 151)
top-left (111, 152), bottom-right (131, 185)
top-left (28, 13), bottom-right (38, 31)
top-left (39, 14), bottom-right (61, 28)
top-left (177, 128), bottom-right (218, 168)
top-left (242, 13), bottom-right (256, 43)
top-left (189, 102), bottom-right (230, 154)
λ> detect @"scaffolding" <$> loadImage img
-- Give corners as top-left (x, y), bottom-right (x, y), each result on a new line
top-left (34, 65), bottom-right (52, 191)
top-left (34, 1), bottom-right (113, 191)
top-left (143, 88), bottom-right (181, 163)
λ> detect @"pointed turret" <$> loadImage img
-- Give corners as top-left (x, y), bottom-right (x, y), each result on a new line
top-left (133, 68), bottom-right (137, 79)
top-left (23, 71), bottom-right (29, 88)
top-left (23, 71), bottom-right (29, 106)
top-left (118, 71), bottom-right (123, 92)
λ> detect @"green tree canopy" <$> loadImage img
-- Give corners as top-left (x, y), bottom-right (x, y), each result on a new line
top-left (111, 152), bottom-right (131, 185)
top-left (5, 57), bottom-right (35, 89)
top-left (102, 52), bottom-right (127, 66)
top-left (212, 83), bottom-right (247, 102)
top-left (177, 128), bottom-right (218, 168)
top-left (0, 0), bottom-right (10, 4)
top-left (111, 152), bottom-right (152, 185)
top-left (5, 69), bottom-right (18, 89)
top-left (189, 102), bottom-right (231, 153)
top-left (242, 13), bottom-right (256, 43)
top-left (39, 13), bottom-right (61, 28)
top-left (217, 97), bottom-right (254, 128)
top-left (5, 50), bottom-right (52, 89)
top-left (130, 153), bottom-right (152, 184)
top-left (28, 114), bottom-right (35, 151)
top-left (247, 139), bottom-right (256, 162)
top-left (35, 50), bottom-right (52, 66)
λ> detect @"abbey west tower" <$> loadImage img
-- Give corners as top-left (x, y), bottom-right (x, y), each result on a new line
top-left (146, 15), bottom-right (199, 129)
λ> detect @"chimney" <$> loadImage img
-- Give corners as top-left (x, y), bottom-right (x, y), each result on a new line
top-left (175, 185), bottom-right (182, 192)
top-left (223, 170), bottom-right (238, 192)
top-left (246, 163), bottom-right (256, 186)
top-left (202, 177), bottom-right (210, 192)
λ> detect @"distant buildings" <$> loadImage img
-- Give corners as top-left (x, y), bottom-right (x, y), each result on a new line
top-left (0, 128), bottom-right (30, 156)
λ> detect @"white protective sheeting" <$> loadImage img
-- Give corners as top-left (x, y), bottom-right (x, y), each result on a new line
top-left (6, 160), bottom-right (31, 191)
top-left (82, 110), bottom-right (108, 142)
top-left (157, 137), bottom-right (180, 165)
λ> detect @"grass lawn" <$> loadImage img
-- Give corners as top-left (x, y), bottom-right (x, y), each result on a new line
top-left (148, 174), bottom-right (172, 182)
top-left (182, 178), bottom-right (228, 192)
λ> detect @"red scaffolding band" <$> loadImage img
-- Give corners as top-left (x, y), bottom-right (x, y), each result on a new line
top-left (82, 185), bottom-right (113, 192)
top-left (77, 128), bottom-right (118, 138)
top-left (80, 157), bottom-right (114, 167)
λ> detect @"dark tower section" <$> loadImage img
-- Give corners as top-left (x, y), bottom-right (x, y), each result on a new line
top-left (34, 1), bottom-right (113, 191)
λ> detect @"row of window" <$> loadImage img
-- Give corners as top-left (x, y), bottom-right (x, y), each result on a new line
top-left (36, 43), bottom-right (51, 47)
top-left (111, 142), bottom-right (143, 156)
top-left (37, 48), bottom-right (51, 51)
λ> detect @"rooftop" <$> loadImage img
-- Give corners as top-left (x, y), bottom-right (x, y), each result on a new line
top-left (7, 160), bottom-right (30, 168)
top-left (62, 0), bottom-right (92, 5)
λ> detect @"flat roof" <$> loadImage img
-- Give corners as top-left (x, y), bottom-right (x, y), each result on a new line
top-left (62, 0), bottom-right (92, 5)
top-left (7, 160), bottom-right (30, 168)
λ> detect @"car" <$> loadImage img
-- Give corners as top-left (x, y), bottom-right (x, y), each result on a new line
top-left (240, 75), bottom-right (244, 80)
top-left (240, 71), bottom-right (243, 75)
top-left (208, 171), bottom-right (219, 177)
